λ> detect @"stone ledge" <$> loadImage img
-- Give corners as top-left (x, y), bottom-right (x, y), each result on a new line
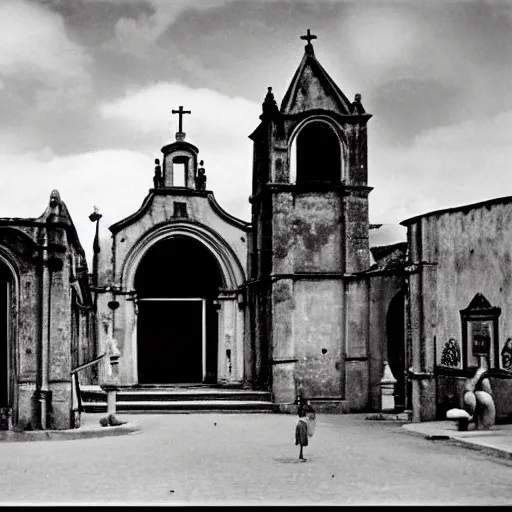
top-left (365, 412), bottom-right (411, 421)
top-left (0, 421), bottom-right (140, 442)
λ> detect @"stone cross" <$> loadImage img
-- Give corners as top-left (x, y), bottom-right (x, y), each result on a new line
top-left (300, 29), bottom-right (317, 45)
top-left (172, 105), bottom-right (191, 133)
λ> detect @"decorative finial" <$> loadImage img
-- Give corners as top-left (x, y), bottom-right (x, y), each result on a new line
top-left (89, 206), bottom-right (102, 223)
top-left (49, 189), bottom-right (61, 208)
top-left (196, 160), bottom-right (207, 191)
top-left (351, 93), bottom-right (366, 114)
top-left (153, 158), bottom-right (163, 188)
top-left (261, 86), bottom-right (279, 118)
top-left (300, 29), bottom-right (317, 53)
top-left (172, 105), bottom-right (191, 140)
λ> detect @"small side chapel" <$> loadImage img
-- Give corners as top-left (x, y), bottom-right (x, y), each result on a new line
top-left (95, 30), bottom-right (406, 413)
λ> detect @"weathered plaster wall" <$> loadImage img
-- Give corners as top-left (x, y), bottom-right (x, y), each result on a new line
top-left (293, 279), bottom-right (343, 398)
top-left (112, 194), bottom-right (248, 286)
top-left (104, 192), bottom-right (249, 385)
top-left (407, 200), bottom-right (512, 421)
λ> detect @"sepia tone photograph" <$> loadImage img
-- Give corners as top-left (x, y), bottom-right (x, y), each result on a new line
top-left (0, 0), bottom-right (512, 506)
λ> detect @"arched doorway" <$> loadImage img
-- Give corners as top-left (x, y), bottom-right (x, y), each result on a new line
top-left (387, 290), bottom-right (406, 410)
top-left (134, 235), bottom-right (223, 384)
top-left (0, 259), bottom-right (13, 420)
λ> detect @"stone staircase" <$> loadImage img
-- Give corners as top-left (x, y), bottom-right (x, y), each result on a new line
top-left (80, 385), bottom-right (278, 414)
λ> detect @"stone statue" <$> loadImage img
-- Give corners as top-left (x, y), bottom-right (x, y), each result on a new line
top-left (351, 93), bottom-right (366, 114)
top-left (153, 158), bottom-right (162, 188)
top-left (446, 366), bottom-right (496, 431)
top-left (463, 367), bottom-right (495, 429)
top-left (196, 160), bottom-right (207, 191)
top-left (440, 338), bottom-right (461, 368)
top-left (502, 337), bottom-right (512, 370)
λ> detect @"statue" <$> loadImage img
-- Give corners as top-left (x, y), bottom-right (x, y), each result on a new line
top-left (196, 160), bottom-right (207, 191)
top-left (446, 366), bottom-right (496, 431)
top-left (153, 158), bottom-right (163, 188)
top-left (440, 338), bottom-right (461, 368)
top-left (501, 337), bottom-right (512, 370)
top-left (261, 86), bottom-right (279, 117)
top-left (351, 93), bottom-right (366, 114)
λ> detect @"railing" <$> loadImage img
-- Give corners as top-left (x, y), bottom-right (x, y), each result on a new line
top-left (70, 353), bottom-right (106, 422)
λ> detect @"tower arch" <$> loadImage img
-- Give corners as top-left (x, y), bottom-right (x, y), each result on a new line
top-left (289, 117), bottom-right (347, 185)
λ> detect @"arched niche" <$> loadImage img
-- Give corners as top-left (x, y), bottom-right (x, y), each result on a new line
top-left (289, 118), bottom-right (346, 185)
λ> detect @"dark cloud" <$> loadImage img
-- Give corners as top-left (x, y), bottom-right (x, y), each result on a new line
top-left (372, 78), bottom-right (461, 146)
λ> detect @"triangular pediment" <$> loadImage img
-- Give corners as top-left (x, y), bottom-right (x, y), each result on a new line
top-left (280, 50), bottom-right (352, 115)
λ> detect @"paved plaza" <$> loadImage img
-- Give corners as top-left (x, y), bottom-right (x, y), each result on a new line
top-left (2, 412), bottom-right (512, 506)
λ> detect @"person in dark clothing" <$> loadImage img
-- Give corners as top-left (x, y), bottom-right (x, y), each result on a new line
top-left (295, 407), bottom-right (309, 460)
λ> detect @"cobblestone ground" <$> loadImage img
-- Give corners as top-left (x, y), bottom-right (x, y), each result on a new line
top-left (2, 413), bottom-right (512, 506)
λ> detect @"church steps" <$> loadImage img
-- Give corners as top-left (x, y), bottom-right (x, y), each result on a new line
top-left (80, 386), bottom-right (278, 413)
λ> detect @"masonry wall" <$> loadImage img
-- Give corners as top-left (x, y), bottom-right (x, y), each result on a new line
top-left (407, 201), bottom-right (512, 421)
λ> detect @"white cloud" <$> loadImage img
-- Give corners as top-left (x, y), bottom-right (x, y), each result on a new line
top-left (0, 148), bottom-right (153, 268)
top-left (0, 0), bottom-right (91, 87)
top-left (100, 81), bottom-right (258, 219)
top-left (369, 110), bottom-right (512, 225)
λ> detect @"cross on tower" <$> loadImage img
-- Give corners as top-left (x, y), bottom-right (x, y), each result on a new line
top-left (300, 29), bottom-right (317, 46)
top-left (172, 105), bottom-right (191, 133)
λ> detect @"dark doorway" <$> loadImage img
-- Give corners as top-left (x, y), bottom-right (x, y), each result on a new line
top-left (135, 236), bottom-right (222, 384)
top-left (387, 290), bottom-right (406, 410)
top-left (0, 261), bottom-right (11, 410)
top-left (137, 300), bottom-right (203, 384)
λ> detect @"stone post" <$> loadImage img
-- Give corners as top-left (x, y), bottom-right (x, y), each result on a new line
top-left (100, 335), bottom-right (121, 416)
top-left (380, 361), bottom-right (397, 412)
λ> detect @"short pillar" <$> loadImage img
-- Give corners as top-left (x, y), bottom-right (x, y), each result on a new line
top-left (100, 339), bottom-right (121, 417)
top-left (380, 361), bottom-right (397, 412)
top-left (106, 387), bottom-right (117, 416)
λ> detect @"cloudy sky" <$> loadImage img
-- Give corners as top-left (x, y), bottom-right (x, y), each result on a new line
top-left (1, 0), bottom-right (511, 266)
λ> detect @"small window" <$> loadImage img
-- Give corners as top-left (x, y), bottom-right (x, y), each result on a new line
top-left (173, 162), bottom-right (186, 187)
top-left (173, 202), bottom-right (188, 218)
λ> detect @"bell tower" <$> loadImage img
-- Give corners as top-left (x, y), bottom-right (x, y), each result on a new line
top-left (248, 31), bottom-right (373, 411)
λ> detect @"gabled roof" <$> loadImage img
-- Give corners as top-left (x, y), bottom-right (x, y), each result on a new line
top-left (280, 45), bottom-right (352, 115)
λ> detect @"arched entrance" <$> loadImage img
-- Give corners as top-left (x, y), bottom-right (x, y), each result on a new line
top-left (387, 290), bottom-right (406, 410)
top-left (0, 258), bottom-right (14, 424)
top-left (134, 235), bottom-right (223, 384)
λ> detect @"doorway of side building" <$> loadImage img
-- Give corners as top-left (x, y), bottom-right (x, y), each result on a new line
top-left (0, 259), bottom-right (13, 426)
top-left (387, 290), bottom-right (406, 410)
top-left (135, 236), bottom-right (222, 385)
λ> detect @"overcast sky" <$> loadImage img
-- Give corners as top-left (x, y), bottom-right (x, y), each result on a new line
top-left (1, 0), bottom-right (511, 266)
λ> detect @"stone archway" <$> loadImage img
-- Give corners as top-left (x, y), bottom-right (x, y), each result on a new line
top-left (120, 222), bottom-right (246, 386)
top-left (386, 290), bottom-right (406, 410)
top-left (0, 255), bottom-right (17, 428)
top-left (134, 236), bottom-right (223, 384)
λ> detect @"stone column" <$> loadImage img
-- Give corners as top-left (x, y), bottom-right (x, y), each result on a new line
top-left (216, 294), bottom-right (240, 384)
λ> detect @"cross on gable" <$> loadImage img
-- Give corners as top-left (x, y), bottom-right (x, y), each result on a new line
top-left (300, 29), bottom-right (317, 45)
top-left (172, 105), bottom-right (191, 133)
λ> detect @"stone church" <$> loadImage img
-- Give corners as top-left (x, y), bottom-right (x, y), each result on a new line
top-left (9, 31), bottom-right (512, 431)
top-left (91, 32), bottom-right (406, 418)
